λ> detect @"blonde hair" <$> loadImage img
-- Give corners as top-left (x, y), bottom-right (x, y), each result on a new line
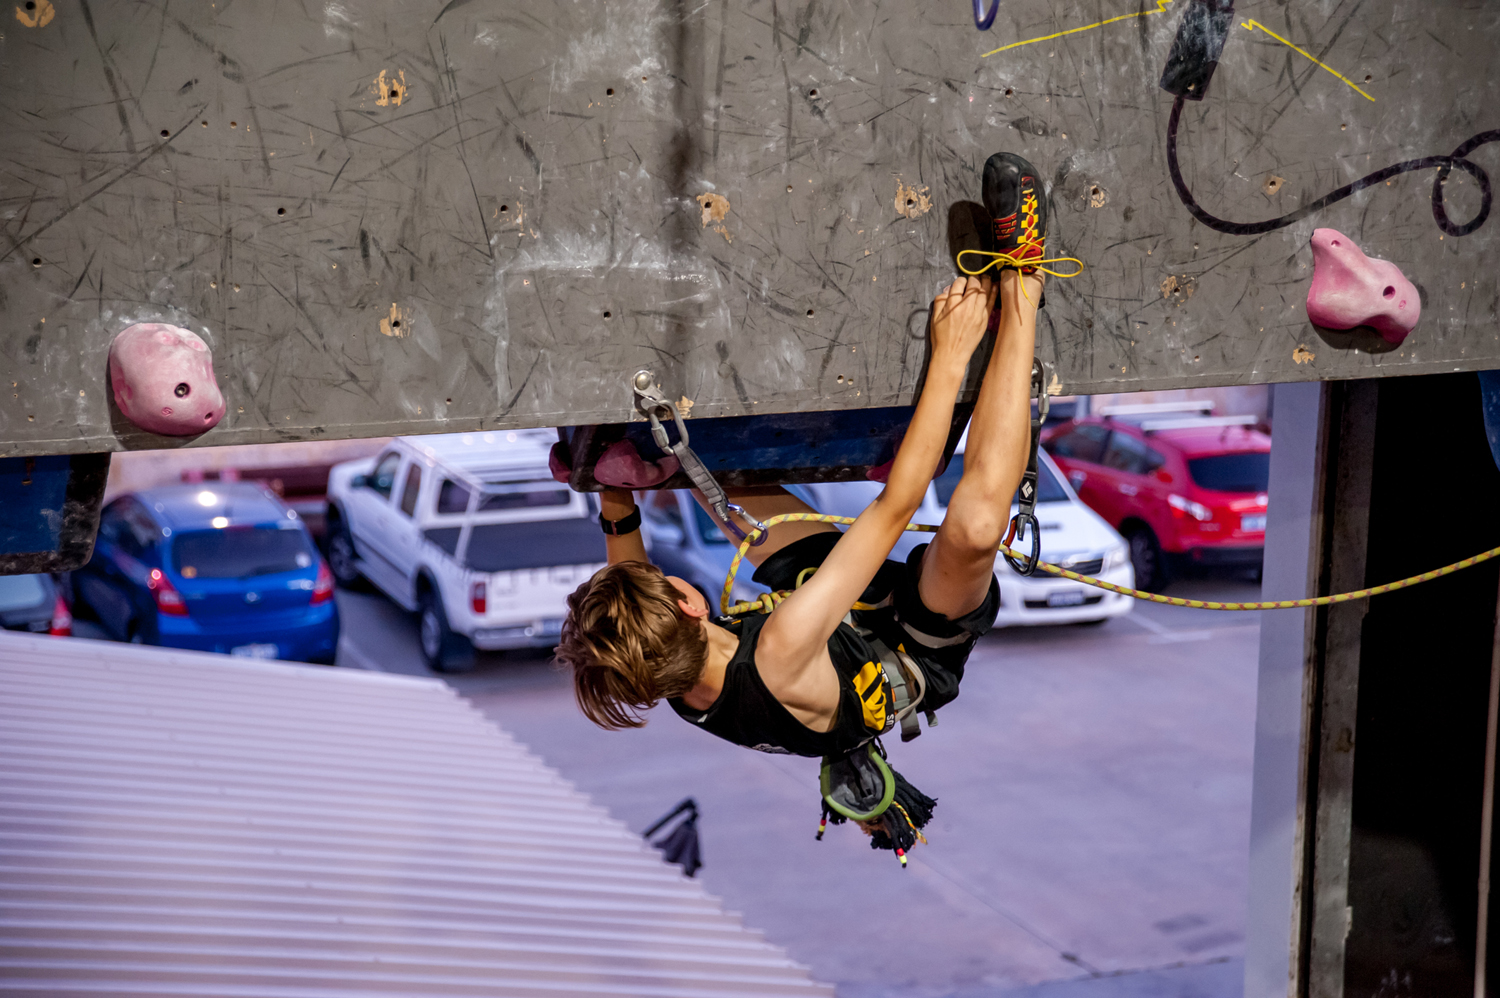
top-left (555, 561), bottom-right (708, 729)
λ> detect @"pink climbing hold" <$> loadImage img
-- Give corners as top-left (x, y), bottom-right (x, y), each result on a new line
top-left (108, 322), bottom-right (225, 436)
top-left (1306, 228), bottom-right (1421, 345)
top-left (592, 439), bottom-right (681, 489)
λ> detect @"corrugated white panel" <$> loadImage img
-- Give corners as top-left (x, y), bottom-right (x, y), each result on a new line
top-left (0, 632), bottom-right (832, 998)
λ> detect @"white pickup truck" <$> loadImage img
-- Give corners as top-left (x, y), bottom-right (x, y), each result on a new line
top-left (326, 431), bottom-right (604, 671)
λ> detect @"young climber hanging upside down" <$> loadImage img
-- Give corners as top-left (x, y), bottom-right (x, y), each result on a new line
top-left (554, 153), bottom-right (1052, 863)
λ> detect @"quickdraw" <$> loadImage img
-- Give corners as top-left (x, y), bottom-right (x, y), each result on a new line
top-left (1002, 358), bottom-right (1050, 576)
top-left (632, 370), bottom-right (769, 546)
top-left (719, 512), bottom-right (1500, 616)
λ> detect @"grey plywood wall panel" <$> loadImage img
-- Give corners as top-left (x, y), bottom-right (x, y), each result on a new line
top-left (1, 0), bottom-right (1497, 456)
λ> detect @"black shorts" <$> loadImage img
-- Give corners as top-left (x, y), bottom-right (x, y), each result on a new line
top-left (750, 532), bottom-right (1000, 712)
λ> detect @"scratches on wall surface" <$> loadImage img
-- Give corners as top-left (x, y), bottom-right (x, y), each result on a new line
top-left (894, 180), bottom-right (931, 219)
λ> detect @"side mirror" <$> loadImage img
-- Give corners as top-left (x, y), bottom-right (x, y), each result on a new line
top-left (350, 473), bottom-right (369, 490)
top-left (1067, 470), bottom-right (1087, 490)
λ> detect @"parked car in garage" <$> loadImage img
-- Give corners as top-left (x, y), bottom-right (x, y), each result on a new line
top-left (1043, 409), bottom-right (1271, 590)
top-left (325, 431), bottom-right (606, 672)
top-left (791, 445), bottom-right (1134, 627)
top-left (71, 484), bottom-right (339, 662)
top-left (0, 573), bottom-right (71, 636)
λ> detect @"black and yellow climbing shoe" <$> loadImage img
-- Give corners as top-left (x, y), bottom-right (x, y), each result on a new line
top-left (983, 152), bottom-right (1047, 275)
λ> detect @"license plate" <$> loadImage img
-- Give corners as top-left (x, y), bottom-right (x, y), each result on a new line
top-left (1046, 591), bottom-right (1087, 608)
top-left (539, 618), bottom-right (564, 637)
top-left (1241, 514), bottom-right (1267, 532)
top-left (230, 643), bottom-right (279, 659)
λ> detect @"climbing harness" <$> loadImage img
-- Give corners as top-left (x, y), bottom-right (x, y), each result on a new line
top-left (718, 513), bottom-right (1500, 615)
top-left (632, 370), bottom-right (769, 545)
top-left (1002, 359), bottom-right (1050, 576)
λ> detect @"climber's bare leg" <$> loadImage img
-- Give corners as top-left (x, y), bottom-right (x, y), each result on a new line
top-left (917, 269), bottom-right (1044, 618)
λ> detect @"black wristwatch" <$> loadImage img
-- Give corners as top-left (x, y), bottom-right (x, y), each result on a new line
top-left (599, 507), bottom-right (642, 536)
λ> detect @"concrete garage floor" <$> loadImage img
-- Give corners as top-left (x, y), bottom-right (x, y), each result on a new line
top-left (343, 579), bottom-right (1263, 998)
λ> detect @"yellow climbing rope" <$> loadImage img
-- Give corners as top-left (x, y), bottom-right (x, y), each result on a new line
top-left (719, 513), bottom-right (1500, 616)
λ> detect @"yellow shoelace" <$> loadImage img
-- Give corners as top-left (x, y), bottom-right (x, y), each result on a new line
top-left (955, 246), bottom-right (1084, 306)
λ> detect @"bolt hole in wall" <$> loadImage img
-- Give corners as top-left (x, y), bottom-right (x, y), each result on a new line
top-left (606, 87), bottom-right (614, 95)
top-left (602, 311), bottom-right (612, 320)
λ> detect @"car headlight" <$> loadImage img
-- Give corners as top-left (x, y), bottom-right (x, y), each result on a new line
top-left (1103, 545), bottom-right (1129, 572)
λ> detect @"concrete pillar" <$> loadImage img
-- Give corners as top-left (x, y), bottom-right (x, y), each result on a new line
top-left (1244, 380), bottom-right (1328, 998)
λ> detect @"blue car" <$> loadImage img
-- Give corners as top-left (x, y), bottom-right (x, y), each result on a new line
top-left (72, 483), bottom-right (340, 663)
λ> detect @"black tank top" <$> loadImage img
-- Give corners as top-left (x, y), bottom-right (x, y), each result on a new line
top-left (668, 612), bottom-right (893, 758)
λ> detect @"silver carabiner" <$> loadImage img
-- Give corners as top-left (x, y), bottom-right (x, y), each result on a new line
top-left (631, 371), bottom-right (769, 545)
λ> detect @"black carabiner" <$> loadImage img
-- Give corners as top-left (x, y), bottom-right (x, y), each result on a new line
top-left (973, 0), bottom-right (999, 30)
top-left (1003, 511), bottom-right (1042, 576)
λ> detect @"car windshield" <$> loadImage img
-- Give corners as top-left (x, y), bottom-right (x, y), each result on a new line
top-left (173, 527), bottom-right (315, 579)
top-left (693, 502), bottom-right (730, 545)
top-left (933, 453), bottom-right (1068, 507)
top-left (1187, 452), bottom-right (1270, 493)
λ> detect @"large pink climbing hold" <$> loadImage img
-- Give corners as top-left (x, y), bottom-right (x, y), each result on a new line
top-left (1306, 228), bottom-right (1421, 345)
top-left (592, 439), bottom-right (680, 489)
top-left (108, 322), bottom-right (226, 436)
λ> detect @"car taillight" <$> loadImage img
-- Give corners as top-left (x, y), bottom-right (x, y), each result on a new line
top-left (49, 594), bottom-right (72, 637)
top-left (311, 560), bottom-right (335, 605)
top-left (148, 568), bottom-right (189, 616)
top-left (1168, 493), bottom-right (1214, 522)
top-left (471, 581), bottom-right (487, 615)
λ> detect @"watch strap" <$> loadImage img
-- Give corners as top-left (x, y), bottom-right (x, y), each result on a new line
top-left (599, 507), bottom-right (642, 536)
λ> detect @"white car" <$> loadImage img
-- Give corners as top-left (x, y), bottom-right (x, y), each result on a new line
top-left (326, 431), bottom-right (605, 671)
top-left (794, 447), bottom-right (1134, 627)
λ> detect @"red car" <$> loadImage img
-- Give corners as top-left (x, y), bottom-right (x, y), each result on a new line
top-left (1042, 415), bottom-right (1270, 590)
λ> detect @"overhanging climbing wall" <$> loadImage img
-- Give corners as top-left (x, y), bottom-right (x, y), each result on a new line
top-left (2, 0), bottom-right (1497, 457)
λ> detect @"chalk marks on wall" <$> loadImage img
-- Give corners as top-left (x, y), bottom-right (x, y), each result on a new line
top-left (1238, 19), bottom-right (1373, 101)
top-left (982, 0), bottom-right (1173, 58)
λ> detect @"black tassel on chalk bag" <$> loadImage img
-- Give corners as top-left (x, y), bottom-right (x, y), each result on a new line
top-left (816, 742), bottom-right (937, 868)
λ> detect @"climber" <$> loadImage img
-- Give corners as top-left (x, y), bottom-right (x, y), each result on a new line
top-left (554, 153), bottom-right (1051, 860)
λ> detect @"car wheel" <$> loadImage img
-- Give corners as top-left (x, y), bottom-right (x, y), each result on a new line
top-left (326, 514), bottom-right (362, 587)
top-left (1126, 525), bottom-right (1170, 593)
top-left (418, 588), bottom-right (474, 674)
